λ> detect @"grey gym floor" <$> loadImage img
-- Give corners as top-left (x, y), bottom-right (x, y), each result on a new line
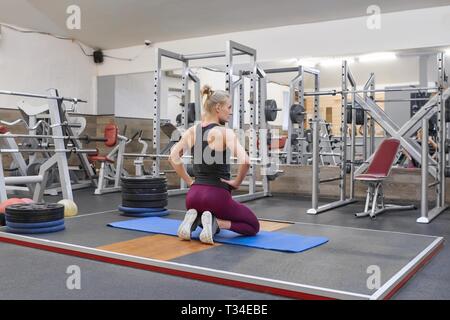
top-left (0, 188), bottom-right (448, 300)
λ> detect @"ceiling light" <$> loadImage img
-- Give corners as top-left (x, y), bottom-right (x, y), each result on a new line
top-left (319, 57), bottom-right (355, 67)
top-left (359, 52), bottom-right (397, 63)
top-left (298, 58), bottom-right (319, 67)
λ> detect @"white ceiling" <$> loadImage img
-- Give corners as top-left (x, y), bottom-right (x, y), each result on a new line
top-left (1, 0), bottom-right (450, 49)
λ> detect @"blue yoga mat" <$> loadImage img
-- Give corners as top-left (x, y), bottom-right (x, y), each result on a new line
top-left (108, 217), bottom-right (328, 253)
top-left (122, 210), bottom-right (170, 218)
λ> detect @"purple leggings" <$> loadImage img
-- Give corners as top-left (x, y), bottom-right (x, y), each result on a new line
top-left (186, 185), bottom-right (260, 236)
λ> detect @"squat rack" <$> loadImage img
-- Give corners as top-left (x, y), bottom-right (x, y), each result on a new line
top-left (148, 40), bottom-right (272, 203)
top-left (263, 66), bottom-right (318, 165)
top-left (306, 52), bottom-right (449, 223)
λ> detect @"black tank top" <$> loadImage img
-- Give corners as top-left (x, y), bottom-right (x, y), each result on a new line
top-left (191, 123), bottom-right (231, 191)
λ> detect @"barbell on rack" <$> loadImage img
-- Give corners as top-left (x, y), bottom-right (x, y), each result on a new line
top-left (122, 153), bottom-right (265, 163)
top-left (0, 132), bottom-right (114, 144)
top-left (302, 86), bottom-right (439, 97)
top-left (0, 90), bottom-right (87, 103)
top-left (0, 148), bottom-right (98, 154)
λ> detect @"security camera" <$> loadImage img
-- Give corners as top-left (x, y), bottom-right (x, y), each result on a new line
top-left (144, 40), bottom-right (152, 46)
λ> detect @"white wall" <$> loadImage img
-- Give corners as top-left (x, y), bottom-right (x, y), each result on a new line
top-left (115, 72), bottom-right (153, 118)
top-left (0, 27), bottom-right (97, 114)
top-left (97, 6), bottom-right (450, 77)
top-left (113, 72), bottom-right (182, 121)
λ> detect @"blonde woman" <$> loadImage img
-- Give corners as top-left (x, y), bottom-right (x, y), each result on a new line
top-left (169, 86), bottom-right (260, 245)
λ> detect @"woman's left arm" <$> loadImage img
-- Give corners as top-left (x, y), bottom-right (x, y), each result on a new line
top-left (169, 128), bottom-right (194, 187)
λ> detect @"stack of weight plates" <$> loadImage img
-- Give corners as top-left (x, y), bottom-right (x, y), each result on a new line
top-left (119, 176), bottom-right (169, 217)
top-left (5, 203), bottom-right (66, 234)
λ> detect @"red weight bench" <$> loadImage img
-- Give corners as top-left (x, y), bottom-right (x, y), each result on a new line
top-left (0, 126), bottom-right (8, 134)
top-left (88, 124), bottom-right (125, 195)
top-left (88, 124), bottom-right (118, 164)
top-left (355, 138), bottom-right (415, 218)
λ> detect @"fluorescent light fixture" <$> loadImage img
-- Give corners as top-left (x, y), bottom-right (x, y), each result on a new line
top-left (297, 58), bottom-right (319, 67)
top-left (320, 57), bottom-right (355, 67)
top-left (282, 58), bottom-right (299, 64)
top-left (359, 52), bottom-right (397, 63)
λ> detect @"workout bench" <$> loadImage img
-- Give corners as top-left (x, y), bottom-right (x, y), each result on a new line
top-left (355, 138), bottom-right (415, 218)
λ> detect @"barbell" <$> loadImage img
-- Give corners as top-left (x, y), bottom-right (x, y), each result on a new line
top-left (264, 100), bottom-right (281, 122)
top-left (264, 100), bottom-right (305, 124)
top-left (0, 148), bottom-right (98, 154)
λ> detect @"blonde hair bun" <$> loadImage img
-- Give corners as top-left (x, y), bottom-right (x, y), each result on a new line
top-left (200, 85), bottom-right (230, 114)
top-left (201, 85), bottom-right (214, 99)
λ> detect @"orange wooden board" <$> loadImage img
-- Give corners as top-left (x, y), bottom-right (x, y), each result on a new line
top-left (98, 220), bottom-right (292, 261)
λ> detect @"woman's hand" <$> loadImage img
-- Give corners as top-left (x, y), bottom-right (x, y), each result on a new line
top-left (220, 179), bottom-right (240, 190)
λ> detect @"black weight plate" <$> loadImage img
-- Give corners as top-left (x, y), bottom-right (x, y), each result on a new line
top-left (265, 99), bottom-right (278, 122)
top-left (122, 180), bottom-right (167, 187)
top-left (122, 180), bottom-right (167, 186)
top-left (121, 182), bottom-right (167, 190)
top-left (188, 103), bottom-right (196, 123)
top-left (5, 203), bottom-right (64, 217)
top-left (5, 212), bottom-right (64, 223)
top-left (290, 104), bottom-right (305, 124)
top-left (122, 186), bottom-right (168, 194)
top-left (122, 192), bottom-right (168, 201)
top-left (5, 210), bottom-right (64, 221)
top-left (346, 105), bottom-right (365, 125)
top-left (0, 213), bottom-right (5, 226)
top-left (121, 176), bottom-right (167, 183)
top-left (122, 183), bottom-right (167, 193)
top-left (122, 199), bottom-right (168, 209)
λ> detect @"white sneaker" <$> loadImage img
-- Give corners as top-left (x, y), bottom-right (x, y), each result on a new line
top-left (199, 211), bottom-right (219, 245)
top-left (177, 209), bottom-right (199, 241)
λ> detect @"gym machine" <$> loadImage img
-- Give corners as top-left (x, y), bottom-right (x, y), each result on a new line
top-left (0, 89), bottom-right (96, 202)
top-left (305, 52), bottom-right (449, 223)
top-left (89, 125), bottom-right (133, 195)
top-left (262, 66), bottom-right (339, 166)
top-left (4, 100), bottom-right (96, 195)
top-left (264, 66), bottom-right (313, 165)
top-left (122, 40), bottom-right (278, 203)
